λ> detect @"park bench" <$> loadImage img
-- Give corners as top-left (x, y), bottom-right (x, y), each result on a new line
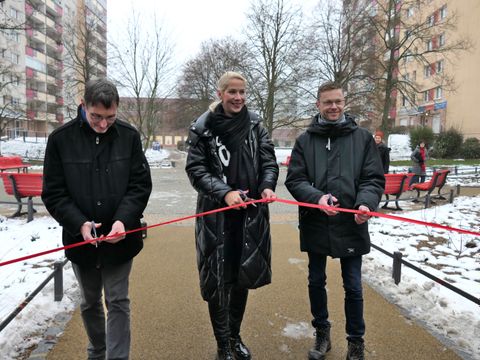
top-left (381, 173), bottom-right (414, 211)
top-left (411, 169), bottom-right (450, 203)
top-left (0, 172), bottom-right (43, 222)
top-left (0, 156), bottom-right (30, 173)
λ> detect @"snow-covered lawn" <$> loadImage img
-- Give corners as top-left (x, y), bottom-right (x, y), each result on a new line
top-left (1, 136), bottom-right (479, 359)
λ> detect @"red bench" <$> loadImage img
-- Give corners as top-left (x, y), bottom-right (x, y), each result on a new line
top-left (382, 173), bottom-right (414, 210)
top-left (0, 156), bottom-right (30, 173)
top-left (411, 169), bottom-right (450, 203)
top-left (0, 173), bottom-right (43, 222)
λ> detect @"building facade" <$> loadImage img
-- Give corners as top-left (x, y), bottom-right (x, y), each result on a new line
top-left (343, 0), bottom-right (480, 138)
top-left (0, 0), bottom-right (107, 138)
top-left (394, 0), bottom-right (480, 137)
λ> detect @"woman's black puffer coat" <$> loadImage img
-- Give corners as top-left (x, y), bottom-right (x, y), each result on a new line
top-left (185, 110), bottom-right (278, 302)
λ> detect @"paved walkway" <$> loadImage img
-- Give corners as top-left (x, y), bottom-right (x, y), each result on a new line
top-left (46, 224), bottom-right (459, 360)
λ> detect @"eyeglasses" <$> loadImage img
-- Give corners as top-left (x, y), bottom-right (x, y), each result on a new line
top-left (88, 112), bottom-right (116, 123)
top-left (321, 99), bottom-right (345, 107)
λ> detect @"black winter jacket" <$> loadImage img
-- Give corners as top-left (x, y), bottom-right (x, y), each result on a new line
top-left (42, 111), bottom-right (152, 267)
top-left (285, 114), bottom-right (384, 258)
top-left (185, 110), bottom-right (279, 302)
top-left (376, 142), bottom-right (391, 174)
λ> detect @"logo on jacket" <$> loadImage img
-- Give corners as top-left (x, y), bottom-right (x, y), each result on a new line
top-left (347, 248), bottom-right (355, 254)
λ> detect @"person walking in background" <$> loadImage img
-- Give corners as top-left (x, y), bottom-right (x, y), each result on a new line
top-left (410, 140), bottom-right (428, 185)
top-left (185, 71), bottom-right (278, 360)
top-left (285, 82), bottom-right (384, 360)
top-left (374, 130), bottom-right (390, 174)
top-left (42, 79), bottom-right (152, 360)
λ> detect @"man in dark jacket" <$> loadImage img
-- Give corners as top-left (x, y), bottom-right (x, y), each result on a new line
top-left (186, 71), bottom-right (278, 360)
top-left (42, 79), bottom-right (152, 360)
top-left (285, 82), bottom-right (384, 360)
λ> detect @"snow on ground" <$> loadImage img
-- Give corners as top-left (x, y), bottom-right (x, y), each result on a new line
top-left (0, 216), bottom-right (78, 359)
top-left (0, 198), bottom-right (479, 358)
top-left (388, 134), bottom-right (411, 161)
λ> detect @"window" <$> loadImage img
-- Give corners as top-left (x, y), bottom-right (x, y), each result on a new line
top-left (440, 6), bottom-right (447, 20)
top-left (426, 40), bottom-right (433, 51)
top-left (406, 7), bottom-right (414, 18)
top-left (402, 95), bottom-right (408, 107)
top-left (435, 87), bottom-right (442, 99)
top-left (439, 33), bottom-right (445, 47)
top-left (11, 53), bottom-right (19, 64)
top-left (427, 15), bottom-right (435, 27)
top-left (423, 91), bottom-right (429, 102)
top-left (436, 60), bottom-right (444, 73)
top-left (11, 75), bottom-right (20, 86)
top-left (424, 65), bottom-right (431, 78)
top-left (10, 7), bottom-right (20, 19)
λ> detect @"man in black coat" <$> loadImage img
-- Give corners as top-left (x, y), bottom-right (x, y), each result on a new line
top-left (285, 82), bottom-right (384, 360)
top-left (42, 79), bottom-right (152, 360)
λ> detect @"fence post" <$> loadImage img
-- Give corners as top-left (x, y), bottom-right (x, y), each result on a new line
top-left (424, 194), bottom-right (431, 208)
top-left (454, 166), bottom-right (458, 175)
top-left (456, 184), bottom-right (461, 196)
top-left (54, 261), bottom-right (64, 302)
top-left (449, 189), bottom-right (454, 203)
top-left (27, 198), bottom-right (34, 223)
top-left (392, 251), bottom-right (403, 285)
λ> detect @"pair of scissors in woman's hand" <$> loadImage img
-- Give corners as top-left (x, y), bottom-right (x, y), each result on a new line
top-left (238, 189), bottom-right (257, 207)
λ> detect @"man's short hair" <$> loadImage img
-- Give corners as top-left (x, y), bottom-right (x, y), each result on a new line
top-left (84, 78), bottom-right (119, 108)
top-left (317, 81), bottom-right (344, 100)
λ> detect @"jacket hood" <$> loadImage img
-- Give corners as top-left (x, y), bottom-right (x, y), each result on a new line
top-left (307, 113), bottom-right (357, 137)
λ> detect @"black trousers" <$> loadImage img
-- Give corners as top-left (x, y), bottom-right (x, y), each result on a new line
top-left (208, 210), bottom-right (249, 346)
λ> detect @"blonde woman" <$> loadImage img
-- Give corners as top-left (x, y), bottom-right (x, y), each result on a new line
top-left (185, 72), bottom-right (278, 360)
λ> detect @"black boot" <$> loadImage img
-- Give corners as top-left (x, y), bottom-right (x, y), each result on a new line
top-left (216, 342), bottom-right (235, 360)
top-left (346, 340), bottom-right (365, 360)
top-left (229, 335), bottom-right (251, 360)
top-left (308, 325), bottom-right (331, 360)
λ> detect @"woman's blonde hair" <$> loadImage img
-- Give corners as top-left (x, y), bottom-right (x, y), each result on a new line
top-left (209, 71), bottom-right (247, 112)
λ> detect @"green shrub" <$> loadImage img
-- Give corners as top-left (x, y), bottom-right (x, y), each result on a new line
top-left (460, 137), bottom-right (480, 159)
top-left (431, 128), bottom-right (463, 158)
top-left (409, 126), bottom-right (435, 151)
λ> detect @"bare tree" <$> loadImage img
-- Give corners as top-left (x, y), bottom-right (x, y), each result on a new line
top-left (358, 0), bottom-right (471, 130)
top-left (177, 37), bottom-right (249, 126)
top-left (303, 0), bottom-right (379, 123)
top-left (110, 13), bottom-right (174, 151)
top-left (243, 0), bottom-right (307, 135)
top-left (62, 5), bottom-right (107, 117)
top-left (0, 1), bottom-right (27, 147)
top-left (0, 62), bottom-right (24, 149)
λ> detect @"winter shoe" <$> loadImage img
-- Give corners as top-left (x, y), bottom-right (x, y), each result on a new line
top-left (346, 340), bottom-right (365, 360)
top-left (229, 335), bottom-right (251, 360)
top-left (216, 343), bottom-right (235, 360)
top-left (308, 325), bottom-right (331, 360)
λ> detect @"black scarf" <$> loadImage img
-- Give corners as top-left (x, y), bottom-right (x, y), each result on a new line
top-left (209, 104), bottom-right (258, 198)
top-left (209, 104), bottom-right (250, 152)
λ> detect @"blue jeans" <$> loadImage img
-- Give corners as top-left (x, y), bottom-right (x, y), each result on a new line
top-left (307, 253), bottom-right (365, 341)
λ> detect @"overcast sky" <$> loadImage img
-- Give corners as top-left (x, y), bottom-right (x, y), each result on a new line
top-left (107, 0), bottom-right (318, 67)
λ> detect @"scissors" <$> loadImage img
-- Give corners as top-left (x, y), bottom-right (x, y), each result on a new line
top-left (91, 221), bottom-right (98, 247)
top-left (238, 189), bottom-right (257, 207)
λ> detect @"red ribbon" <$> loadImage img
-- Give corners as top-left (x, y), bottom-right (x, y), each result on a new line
top-left (0, 197), bottom-right (478, 268)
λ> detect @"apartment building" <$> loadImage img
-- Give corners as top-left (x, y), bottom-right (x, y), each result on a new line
top-left (395, 0), bottom-right (480, 138)
top-left (0, 0), bottom-right (107, 138)
top-left (343, 0), bottom-right (480, 138)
